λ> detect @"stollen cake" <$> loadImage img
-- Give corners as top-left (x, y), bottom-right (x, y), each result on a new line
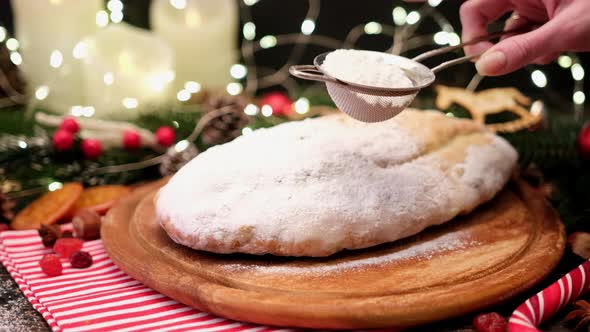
top-left (156, 110), bottom-right (518, 257)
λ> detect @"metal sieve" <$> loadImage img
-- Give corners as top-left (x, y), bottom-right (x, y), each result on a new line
top-left (289, 29), bottom-right (525, 123)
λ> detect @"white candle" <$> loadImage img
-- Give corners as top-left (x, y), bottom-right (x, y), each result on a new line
top-left (11, 0), bottom-right (102, 113)
top-left (150, 0), bottom-right (238, 91)
top-left (81, 23), bottom-right (175, 119)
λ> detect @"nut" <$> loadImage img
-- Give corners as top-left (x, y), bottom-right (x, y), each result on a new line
top-left (38, 224), bottom-right (61, 247)
top-left (72, 209), bottom-right (102, 240)
top-left (568, 232), bottom-right (590, 259)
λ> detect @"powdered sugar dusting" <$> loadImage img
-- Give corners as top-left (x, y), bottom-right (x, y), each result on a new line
top-left (0, 277), bottom-right (40, 332)
top-left (156, 111), bottom-right (516, 257)
top-left (223, 230), bottom-right (478, 275)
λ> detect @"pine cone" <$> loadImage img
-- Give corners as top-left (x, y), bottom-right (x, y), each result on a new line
top-left (201, 95), bottom-right (250, 146)
top-left (564, 300), bottom-right (590, 331)
top-left (0, 192), bottom-right (15, 224)
top-left (159, 142), bottom-right (200, 176)
top-left (0, 44), bottom-right (26, 96)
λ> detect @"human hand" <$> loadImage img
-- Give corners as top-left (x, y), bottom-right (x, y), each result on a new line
top-left (460, 0), bottom-right (590, 76)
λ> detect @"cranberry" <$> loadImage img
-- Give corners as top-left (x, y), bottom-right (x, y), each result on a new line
top-left (39, 254), bottom-right (63, 277)
top-left (473, 312), bottom-right (507, 332)
top-left (70, 251), bottom-right (93, 269)
top-left (53, 238), bottom-right (83, 258)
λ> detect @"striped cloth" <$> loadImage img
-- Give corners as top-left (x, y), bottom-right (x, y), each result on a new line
top-left (0, 228), bottom-right (292, 332)
top-left (508, 260), bottom-right (590, 332)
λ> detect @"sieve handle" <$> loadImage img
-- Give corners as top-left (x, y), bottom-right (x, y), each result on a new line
top-left (431, 52), bottom-right (484, 73)
top-left (289, 65), bottom-right (338, 83)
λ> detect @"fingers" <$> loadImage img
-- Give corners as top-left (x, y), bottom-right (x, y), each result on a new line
top-left (503, 13), bottom-right (533, 33)
top-left (475, 23), bottom-right (562, 76)
top-left (460, 0), bottom-right (512, 55)
top-left (533, 52), bottom-right (559, 65)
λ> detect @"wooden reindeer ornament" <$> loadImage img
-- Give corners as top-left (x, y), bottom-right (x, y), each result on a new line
top-left (435, 85), bottom-right (541, 132)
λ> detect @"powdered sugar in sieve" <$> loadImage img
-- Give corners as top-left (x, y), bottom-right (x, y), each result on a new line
top-left (320, 49), bottom-right (415, 108)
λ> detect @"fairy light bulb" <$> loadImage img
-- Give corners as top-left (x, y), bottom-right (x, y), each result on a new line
top-left (103, 72), bottom-right (115, 85)
top-left (177, 89), bottom-right (191, 101)
top-left (571, 63), bottom-right (585, 81)
top-left (531, 70), bottom-right (547, 88)
top-left (226, 82), bottom-right (243, 96)
top-left (174, 140), bottom-right (190, 153)
top-left (301, 19), bottom-right (315, 35)
top-left (50, 50), bottom-right (63, 68)
top-left (6, 38), bottom-right (19, 51)
top-left (260, 35), bottom-right (277, 49)
top-left (558, 55), bottom-right (573, 68)
top-left (107, 0), bottom-right (123, 12)
top-left (434, 31), bottom-right (448, 45)
top-left (243, 22), bottom-right (256, 41)
top-left (184, 81), bottom-right (201, 93)
top-left (10, 52), bottom-right (22, 65)
top-left (230, 64), bottom-right (247, 79)
top-left (72, 41), bottom-right (88, 59)
top-left (48, 182), bottom-right (63, 191)
top-left (406, 11), bottom-right (421, 25)
top-left (110, 10), bottom-right (123, 23)
top-left (448, 33), bottom-right (460, 46)
top-left (82, 106), bottom-right (95, 117)
top-left (294, 98), bottom-right (310, 114)
top-left (574, 91), bottom-right (586, 105)
top-left (35, 86), bottom-right (50, 100)
top-left (392, 7), bottom-right (407, 26)
top-left (169, 0), bottom-right (186, 9)
top-left (261, 105), bottom-right (273, 117)
top-left (364, 22), bottom-right (382, 35)
top-left (122, 97), bottom-right (138, 109)
top-left (244, 104), bottom-right (259, 116)
top-left (96, 10), bottom-right (109, 27)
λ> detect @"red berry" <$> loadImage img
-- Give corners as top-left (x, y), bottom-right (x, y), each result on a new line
top-left (577, 122), bottom-right (590, 160)
top-left (473, 312), bottom-right (507, 332)
top-left (59, 117), bottom-right (80, 134)
top-left (70, 251), bottom-right (93, 268)
top-left (52, 130), bottom-right (74, 151)
top-left (81, 139), bottom-right (102, 160)
top-left (0, 224), bottom-right (9, 232)
top-left (53, 238), bottom-right (83, 258)
top-left (39, 254), bottom-right (63, 277)
top-left (123, 129), bottom-right (141, 150)
top-left (156, 126), bottom-right (175, 146)
top-left (259, 91), bottom-right (293, 116)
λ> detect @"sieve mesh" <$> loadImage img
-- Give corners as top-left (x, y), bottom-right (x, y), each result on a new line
top-left (325, 82), bottom-right (418, 123)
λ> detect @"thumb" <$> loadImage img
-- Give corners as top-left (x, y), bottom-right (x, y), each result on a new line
top-left (475, 23), bottom-right (560, 76)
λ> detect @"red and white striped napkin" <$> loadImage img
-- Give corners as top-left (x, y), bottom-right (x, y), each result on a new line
top-left (0, 228), bottom-right (289, 332)
top-left (7, 225), bottom-right (583, 332)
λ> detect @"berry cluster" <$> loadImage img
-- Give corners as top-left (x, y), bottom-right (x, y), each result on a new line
top-left (51, 117), bottom-right (176, 159)
top-left (38, 228), bottom-right (93, 277)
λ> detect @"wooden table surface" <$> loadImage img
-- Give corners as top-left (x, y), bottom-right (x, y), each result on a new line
top-left (0, 254), bottom-right (581, 332)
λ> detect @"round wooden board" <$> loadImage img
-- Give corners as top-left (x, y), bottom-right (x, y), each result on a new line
top-left (102, 180), bottom-right (565, 329)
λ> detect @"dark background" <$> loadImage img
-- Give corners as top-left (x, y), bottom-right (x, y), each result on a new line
top-left (0, 0), bottom-right (587, 112)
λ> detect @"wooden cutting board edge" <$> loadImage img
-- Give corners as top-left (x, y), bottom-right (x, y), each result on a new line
top-left (102, 179), bottom-right (565, 329)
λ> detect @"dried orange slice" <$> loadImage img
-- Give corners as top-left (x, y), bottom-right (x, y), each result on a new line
top-left (11, 183), bottom-right (83, 230)
top-left (69, 185), bottom-right (131, 216)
